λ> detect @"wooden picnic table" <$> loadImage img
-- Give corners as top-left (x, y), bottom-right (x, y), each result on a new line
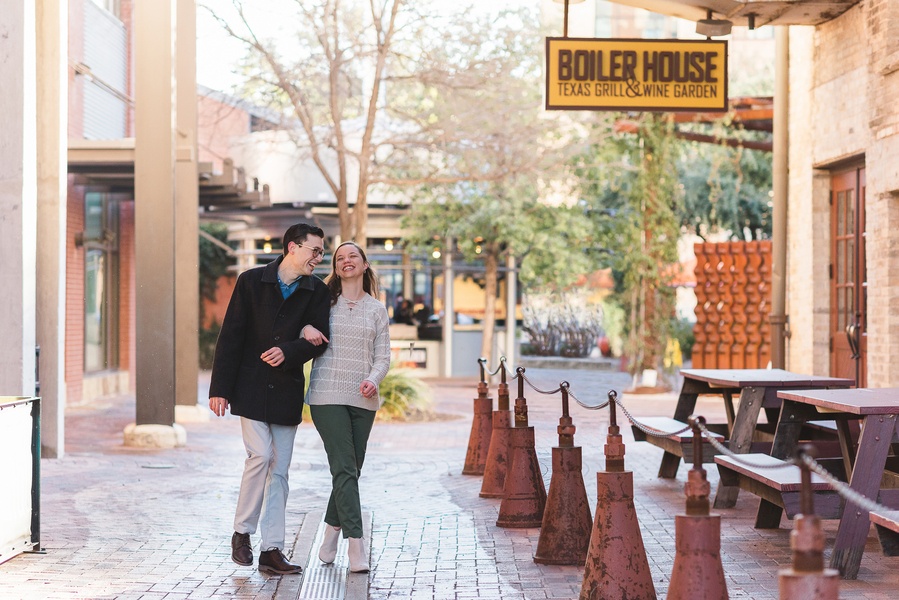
top-left (657, 368), bottom-right (853, 508)
top-left (764, 387), bottom-right (899, 579)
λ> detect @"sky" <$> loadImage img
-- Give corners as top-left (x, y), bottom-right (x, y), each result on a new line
top-left (194, 0), bottom-right (576, 91)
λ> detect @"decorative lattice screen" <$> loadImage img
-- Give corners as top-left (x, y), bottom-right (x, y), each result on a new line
top-left (691, 241), bottom-right (772, 369)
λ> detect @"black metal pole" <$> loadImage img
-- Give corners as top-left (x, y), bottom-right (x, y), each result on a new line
top-left (30, 397), bottom-right (41, 552)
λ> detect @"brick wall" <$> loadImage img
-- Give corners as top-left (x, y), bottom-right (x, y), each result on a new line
top-left (65, 179), bottom-right (84, 404)
top-left (786, 28), bottom-right (815, 375)
top-left (789, 0), bottom-right (899, 386)
top-left (812, 7), bottom-right (870, 164)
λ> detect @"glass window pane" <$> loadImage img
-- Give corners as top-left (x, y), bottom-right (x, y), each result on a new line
top-left (836, 240), bottom-right (845, 284)
top-left (85, 250), bottom-right (107, 372)
top-left (837, 191), bottom-right (845, 235)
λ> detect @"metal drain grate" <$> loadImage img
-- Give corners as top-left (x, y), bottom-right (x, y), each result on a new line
top-left (298, 523), bottom-right (348, 600)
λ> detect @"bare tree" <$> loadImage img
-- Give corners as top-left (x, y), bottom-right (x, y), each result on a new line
top-left (204, 0), bottom-right (558, 246)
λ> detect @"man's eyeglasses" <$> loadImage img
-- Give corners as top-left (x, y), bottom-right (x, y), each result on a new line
top-left (295, 243), bottom-right (325, 258)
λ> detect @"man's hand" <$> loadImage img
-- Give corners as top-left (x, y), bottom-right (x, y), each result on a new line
top-left (209, 396), bottom-right (229, 417)
top-left (261, 346), bottom-right (285, 366)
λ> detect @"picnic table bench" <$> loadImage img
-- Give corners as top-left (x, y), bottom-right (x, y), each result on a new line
top-left (714, 387), bottom-right (899, 579)
top-left (636, 368), bottom-right (852, 508)
top-left (870, 509), bottom-right (899, 557)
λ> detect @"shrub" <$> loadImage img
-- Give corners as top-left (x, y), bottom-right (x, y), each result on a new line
top-left (301, 362), bottom-right (433, 421)
top-left (377, 364), bottom-right (434, 421)
top-left (669, 317), bottom-right (696, 360)
top-left (522, 292), bottom-right (604, 358)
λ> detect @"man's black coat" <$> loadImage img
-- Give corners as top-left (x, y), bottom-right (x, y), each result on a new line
top-left (209, 256), bottom-right (331, 425)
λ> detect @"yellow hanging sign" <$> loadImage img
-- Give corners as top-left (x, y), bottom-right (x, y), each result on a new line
top-left (545, 38), bottom-right (728, 112)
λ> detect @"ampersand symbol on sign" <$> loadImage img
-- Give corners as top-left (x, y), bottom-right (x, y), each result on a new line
top-left (625, 78), bottom-right (642, 98)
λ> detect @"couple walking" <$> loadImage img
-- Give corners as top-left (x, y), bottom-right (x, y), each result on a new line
top-left (208, 223), bottom-right (390, 575)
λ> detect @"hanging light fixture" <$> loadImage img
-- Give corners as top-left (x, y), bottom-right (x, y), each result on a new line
top-left (696, 10), bottom-right (732, 37)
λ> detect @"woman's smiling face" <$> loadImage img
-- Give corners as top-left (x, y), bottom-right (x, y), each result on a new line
top-left (334, 243), bottom-right (367, 279)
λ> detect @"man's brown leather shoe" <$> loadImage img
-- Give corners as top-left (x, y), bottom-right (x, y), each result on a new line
top-left (258, 549), bottom-right (303, 574)
top-left (231, 532), bottom-right (253, 566)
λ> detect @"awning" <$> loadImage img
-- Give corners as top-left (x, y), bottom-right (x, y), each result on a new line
top-left (67, 138), bottom-right (270, 209)
top-left (605, 0), bottom-right (859, 27)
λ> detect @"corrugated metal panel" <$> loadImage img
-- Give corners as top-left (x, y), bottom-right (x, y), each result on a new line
top-left (82, 0), bottom-right (127, 139)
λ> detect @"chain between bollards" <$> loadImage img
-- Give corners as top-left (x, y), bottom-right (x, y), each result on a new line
top-left (493, 375), bottom-right (899, 526)
top-left (481, 356), bottom-right (507, 379)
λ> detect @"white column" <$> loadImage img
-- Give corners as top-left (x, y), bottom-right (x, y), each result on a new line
top-left (173, 0), bottom-right (203, 422)
top-left (0, 1), bottom-right (37, 396)
top-left (505, 254), bottom-right (517, 368)
top-left (442, 238), bottom-right (454, 377)
top-left (130, 0), bottom-right (185, 447)
top-left (35, 0), bottom-right (68, 457)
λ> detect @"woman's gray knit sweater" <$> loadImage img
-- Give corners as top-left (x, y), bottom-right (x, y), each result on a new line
top-left (306, 294), bottom-right (391, 410)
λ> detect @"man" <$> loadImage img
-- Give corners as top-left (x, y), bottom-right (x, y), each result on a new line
top-left (209, 223), bottom-right (331, 575)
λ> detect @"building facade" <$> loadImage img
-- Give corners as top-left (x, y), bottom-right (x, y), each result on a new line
top-left (785, 0), bottom-right (899, 387)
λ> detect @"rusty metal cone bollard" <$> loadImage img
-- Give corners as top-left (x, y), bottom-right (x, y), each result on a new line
top-left (667, 415), bottom-right (728, 600)
top-left (534, 382), bottom-right (593, 565)
top-left (480, 363), bottom-right (513, 498)
top-left (580, 391), bottom-right (656, 600)
top-left (462, 358), bottom-right (494, 476)
top-left (496, 367), bottom-right (547, 528)
top-left (779, 445), bottom-right (840, 600)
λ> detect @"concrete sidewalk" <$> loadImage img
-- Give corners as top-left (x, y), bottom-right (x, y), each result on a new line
top-left (2, 367), bottom-right (898, 599)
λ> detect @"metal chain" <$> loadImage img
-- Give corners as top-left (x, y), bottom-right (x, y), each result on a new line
top-left (801, 454), bottom-right (896, 516)
top-left (483, 360), bottom-right (505, 378)
top-left (518, 371), bottom-right (562, 395)
top-left (694, 421), bottom-right (799, 469)
top-left (475, 372), bottom-right (884, 521)
top-left (612, 396), bottom-right (692, 438)
top-left (568, 389), bottom-right (610, 410)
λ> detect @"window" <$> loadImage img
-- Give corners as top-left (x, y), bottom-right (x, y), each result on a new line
top-left (88, 0), bottom-right (121, 18)
top-left (83, 193), bottom-right (119, 372)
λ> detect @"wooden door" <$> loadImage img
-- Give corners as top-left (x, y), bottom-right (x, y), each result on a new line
top-left (830, 167), bottom-right (866, 386)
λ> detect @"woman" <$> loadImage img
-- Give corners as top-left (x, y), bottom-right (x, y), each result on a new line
top-left (303, 241), bottom-right (390, 573)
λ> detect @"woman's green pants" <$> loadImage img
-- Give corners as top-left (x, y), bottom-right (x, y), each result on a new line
top-left (310, 404), bottom-right (376, 539)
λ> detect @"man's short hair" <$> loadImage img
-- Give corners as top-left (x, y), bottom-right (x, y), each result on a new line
top-left (282, 223), bottom-right (325, 255)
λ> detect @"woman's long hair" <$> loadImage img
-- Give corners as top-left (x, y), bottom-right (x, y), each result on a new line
top-left (324, 241), bottom-right (379, 306)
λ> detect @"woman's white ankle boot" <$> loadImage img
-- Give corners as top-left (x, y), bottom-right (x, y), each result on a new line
top-left (319, 525), bottom-right (340, 564)
top-left (347, 537), bottom-right (370, 573)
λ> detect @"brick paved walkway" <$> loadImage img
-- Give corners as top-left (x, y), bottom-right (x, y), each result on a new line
top-left (2, 367), bottom-right (898, 599)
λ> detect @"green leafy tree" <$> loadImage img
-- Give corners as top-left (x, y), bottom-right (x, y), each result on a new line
top-left (678, 134), bottom-right (772, 240)
top-left (393, 6), bottom-right (593, 360)
top-left (403, 180), bottom-right (591, 360)
top-left (198, 222), bottom-right (234, 368)
top-left (574, 114), bottom-right (680, 378)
